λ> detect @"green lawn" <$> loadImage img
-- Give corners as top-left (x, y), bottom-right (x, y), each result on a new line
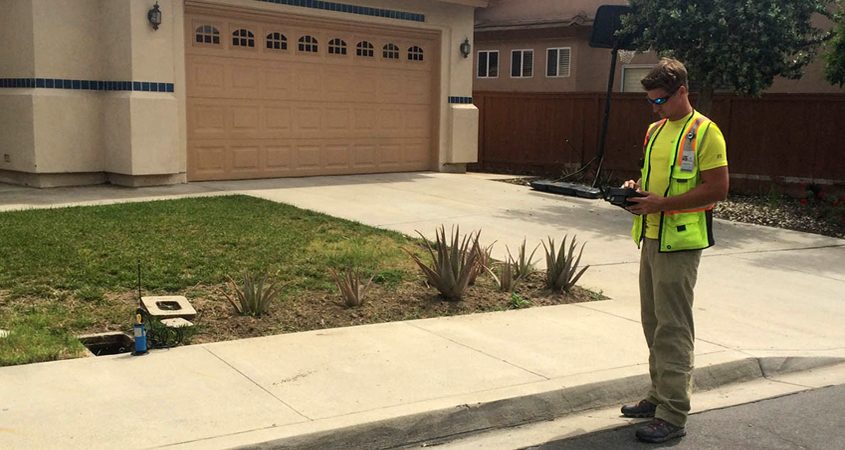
top-left (0, 195), bottom-right (417, 365)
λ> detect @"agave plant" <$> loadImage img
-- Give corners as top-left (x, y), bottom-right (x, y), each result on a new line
top-left (508, 238), bottom-right (539, 281)
top-left (222, 272), bottom-right (283, 317)
top-left (406, 225), bottom-right (481, 301)
top-left (542, 235), bottom-right (590, 292)
top-left (468, 240), bottom-right (495, 286)
top-left (486, 257), bottom-right (518, 292)
top-left (329, 267), bottom-right (374, 307)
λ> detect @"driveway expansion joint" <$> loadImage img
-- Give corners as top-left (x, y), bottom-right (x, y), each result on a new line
top-left (203, 347), bottom-right (311, 421)
top-left (403, 322), bottom-right (551, 381)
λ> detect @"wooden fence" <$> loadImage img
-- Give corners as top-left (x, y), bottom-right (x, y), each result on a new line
top-left (470, 91), bottom-right (845, 192)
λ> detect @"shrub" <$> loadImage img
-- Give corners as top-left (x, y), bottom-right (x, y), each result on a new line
top-left (222, 272), bottom-right (283, 316)
top-left (508, 292), bottom-right (531, 309)
top-left (329, 268), bottom-right (374, 307)
top-left (542, 235), bottom-right (590, 293)
top-left (406, 225), bottom-right (481, 301)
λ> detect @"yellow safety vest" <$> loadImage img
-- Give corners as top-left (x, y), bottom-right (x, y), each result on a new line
top-left (631, 111), bottom-right (716, 252)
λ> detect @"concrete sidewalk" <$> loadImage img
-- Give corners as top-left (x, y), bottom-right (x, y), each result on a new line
top-left (1, 172), bottom-right (844, 449)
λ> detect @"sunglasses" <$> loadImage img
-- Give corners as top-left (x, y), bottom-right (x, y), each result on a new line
top-left (647, 88), bottom-right (678, 105)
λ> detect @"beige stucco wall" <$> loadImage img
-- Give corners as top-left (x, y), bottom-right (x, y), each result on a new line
top-left (0, 94), bottom-right (36, 174)
top-left (0, 0), bottom-right (481, 187)
top-left (0, 0), bottom-right (35, 75)
top-left (0, 0), bottom-right (36, 177)
top-left (1, 0), bottom-right (184, 185)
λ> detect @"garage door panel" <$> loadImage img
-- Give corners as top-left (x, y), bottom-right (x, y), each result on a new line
top-left (296, 145), bottom-right (322, 169)
top-left (405, 74), bottom-right (431, 103)
top-left (231, 106), bottom-right (260, 133)
top-left (378, 107), bottom-right (403, 132)
top-left (261, 69), bottom-right (294, 99)
top-left (378, 76), bottom-right (402, 103)
top-left (231, 146), bottom-right (261, 171)
top-left (264, 106), bottom-right (292, 131)
top-left (190, 104), bottom-right (227, 139)
top-left (295, 71), bottom-right (322, 98)
top-left (353, 73), bottom-right (378, 98)
top-left (186, 9), bottom-right (437, 181)
top-left (324, 144), bottom-right (351, 169)
top-left (193, 145), bottom-right (227, 174)
top-left (377, 144), bottom-right (402, 166)
top-left (324, 68), bottom-right (356, 97)
top-left (193, 62), bottom-right (225, 89)
top-left (353, 105), bottom-right (377, 130)
top-left (404, 139), bottom-right (432, 165)
top-left (229, 66), bottom-right (262, 99)
top-left (294, 106), bottom-right (323, 132)
top-left (267, 145), bottom-right (293, 169)
top-left (352, 144), bottom-right (377, 168)
top-left (325, 107), bottom-right (351, 131)
top-left (404, 106), bottom-right (431, 138)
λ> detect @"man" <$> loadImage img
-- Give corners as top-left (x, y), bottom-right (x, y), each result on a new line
top-left (621, 57), bottom-right (729, 443)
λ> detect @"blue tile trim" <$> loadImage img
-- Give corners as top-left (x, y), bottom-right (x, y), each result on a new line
top-left (257, 0), bottom-right (424, 22)
top-left (0, 78), bottom-right (175, 93)
top-left (448, 96), bottom-right (473, 104)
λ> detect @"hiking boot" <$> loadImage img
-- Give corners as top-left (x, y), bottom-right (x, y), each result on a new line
top-left (635, 418), bottom-right (687, 443)
top-left (620, 399), bottom-right (657, 418)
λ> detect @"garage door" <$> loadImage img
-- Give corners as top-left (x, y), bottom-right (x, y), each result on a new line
top-left (185, 6), bottom-right (439, 181)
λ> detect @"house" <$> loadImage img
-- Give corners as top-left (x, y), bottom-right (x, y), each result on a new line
top-left (473, 0), bottom-right (842, 94)
top-left (0, 0), bottom-right (487, 188)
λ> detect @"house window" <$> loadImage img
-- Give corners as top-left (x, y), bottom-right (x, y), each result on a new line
top-left (546, 47), bottom-right (571, 77)
top-left (195, 25), bottom-right (220, 44)
top-left (511, 50), bottom-right (533, 78)
top-left (266, 32), bottom-right (287, 50)
top-left (232, 29), bottom-right (255, 47)
top-left (298, 35), bottom-right (319, 53)
top-left (408, 46), bottom-right (424, 61)
top-left (383, 43), bottom-right (399, 59)
top-left (477, 50), bottom-right (498, 78)
top-left (329, 38), bottom-right (347, 55)
top-left (622, 66), bottom-right (655, 92)
top-left (357, 41), bottom-right (374, 57)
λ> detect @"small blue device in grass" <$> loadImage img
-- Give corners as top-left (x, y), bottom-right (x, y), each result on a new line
top-left (133, 260), bottom-right (148, 356)
top-left (133, 309), bottom-right (148, 355)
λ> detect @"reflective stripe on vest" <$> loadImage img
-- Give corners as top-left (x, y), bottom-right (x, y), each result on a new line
top-left (643, 119), bottom-right (667, 152)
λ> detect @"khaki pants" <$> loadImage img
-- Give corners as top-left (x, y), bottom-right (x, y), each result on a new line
top-left (639, 238), bottom-right (701, 427)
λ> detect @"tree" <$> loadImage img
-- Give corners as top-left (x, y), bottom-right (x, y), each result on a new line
top-left (824, 13), bottom-right (845, 87)
top-left (621, 0), bottom-right (834, 115)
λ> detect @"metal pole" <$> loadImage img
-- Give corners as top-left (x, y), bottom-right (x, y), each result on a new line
top-left (592, 46), bottom-right (619, 187)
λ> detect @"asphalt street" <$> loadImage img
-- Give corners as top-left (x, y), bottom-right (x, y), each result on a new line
top-left (526, 384), bottom-right (845, 450)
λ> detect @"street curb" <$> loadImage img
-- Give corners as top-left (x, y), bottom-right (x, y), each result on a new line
top-left (236, 356), bottom-right (844, 450)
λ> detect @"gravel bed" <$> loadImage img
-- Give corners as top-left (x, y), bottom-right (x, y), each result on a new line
top-left (714, 193), bottom-right (844, 240)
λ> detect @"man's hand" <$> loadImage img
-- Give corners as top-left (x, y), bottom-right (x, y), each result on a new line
top-left (627, 191), bottom-right (664, 215)
top-left (623, 179), bottom-right (640, 190)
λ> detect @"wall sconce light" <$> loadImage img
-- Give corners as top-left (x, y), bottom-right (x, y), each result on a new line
top-left (148, 1), bottom-right (162, 31)
top-left (459, 37), bottom-right (471, 58)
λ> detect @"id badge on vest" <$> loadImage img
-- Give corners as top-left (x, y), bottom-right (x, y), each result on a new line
top-left (680, 131), bottom-right (695, 172)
